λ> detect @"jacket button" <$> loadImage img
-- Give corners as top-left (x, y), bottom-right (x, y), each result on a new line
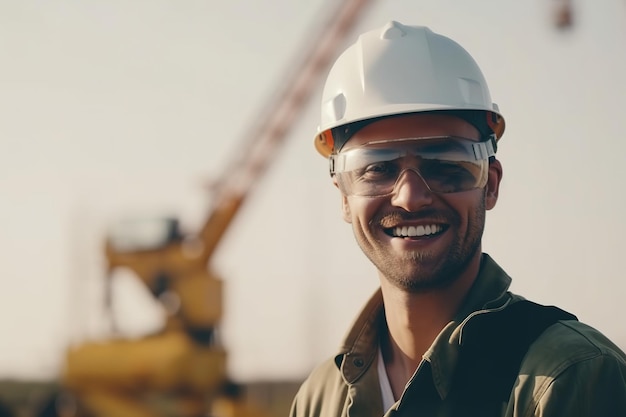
top-left (353, 358), bottom-right (364, 367)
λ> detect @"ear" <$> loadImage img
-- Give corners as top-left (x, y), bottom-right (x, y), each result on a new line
top-left (341, 194), bottom-right (352, 223)
top-left (332, 176), bottom-right (352, 223)
top-left (485, 159), bottom-right (502, 210)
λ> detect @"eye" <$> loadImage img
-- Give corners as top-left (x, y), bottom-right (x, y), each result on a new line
top-left (421, 160), bottom-right (477, 189)
top-left (359, 161), bottom-right (399, 181)
top-left (434, 163), bottom-right (472, 178)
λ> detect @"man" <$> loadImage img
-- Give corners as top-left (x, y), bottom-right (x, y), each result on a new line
top-left (290, 21), bottom-right (626, 417)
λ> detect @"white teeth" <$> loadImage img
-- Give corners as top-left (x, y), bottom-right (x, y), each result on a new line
top-left (392, 224), bottom-right (442, 237)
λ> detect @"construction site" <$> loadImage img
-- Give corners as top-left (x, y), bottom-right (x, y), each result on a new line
top-left (1, 0), bottom-right (625, 416)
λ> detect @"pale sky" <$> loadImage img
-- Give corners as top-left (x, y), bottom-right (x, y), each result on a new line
top-left (1, 0), bottom-right (625, 383)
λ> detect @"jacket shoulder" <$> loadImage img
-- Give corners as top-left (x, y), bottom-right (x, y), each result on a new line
top-left (514, 320), bottom-right (626, 415)
top-left (523, 319), bottom-right (626, 375)
top-left (289, 357), bottom-right (348, 417)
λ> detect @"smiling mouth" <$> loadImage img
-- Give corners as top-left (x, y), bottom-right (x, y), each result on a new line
top-left (386, 224), bottom-right (446, 238)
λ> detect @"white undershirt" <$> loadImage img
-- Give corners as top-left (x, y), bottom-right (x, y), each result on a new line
top-left (377, 348), bottom-right (396, 411)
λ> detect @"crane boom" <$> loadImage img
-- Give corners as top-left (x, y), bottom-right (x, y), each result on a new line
top-left (196, 0), bottom-right (373, 266)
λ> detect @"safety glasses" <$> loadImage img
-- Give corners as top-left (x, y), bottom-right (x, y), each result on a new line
top-left (330, 136), bottom-right (496, 197)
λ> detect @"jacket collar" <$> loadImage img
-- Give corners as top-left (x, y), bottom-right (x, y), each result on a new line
top-left (335, 287), bottom-right (384, 384)
top-left (334, 253), bottom-right (513, 396)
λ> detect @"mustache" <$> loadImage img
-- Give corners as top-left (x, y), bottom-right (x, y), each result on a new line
top-left (374, 208), bottom-right (459, 228)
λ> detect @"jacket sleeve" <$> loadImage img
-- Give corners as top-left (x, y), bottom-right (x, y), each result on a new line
top-left (533, 352), bottom-right (626, 417)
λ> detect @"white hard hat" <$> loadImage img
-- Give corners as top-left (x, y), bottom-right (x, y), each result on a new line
top-left (314, 21), bottom-right (505, 157)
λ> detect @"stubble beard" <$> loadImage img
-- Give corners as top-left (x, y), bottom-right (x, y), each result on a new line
top-left (357, 199), bottom-right (486, 293)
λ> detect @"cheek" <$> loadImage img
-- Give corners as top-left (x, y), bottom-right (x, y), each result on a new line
top-left (443, 191), bottom-right (486, 221)
top-left (344, 196), bottom-right (382, 228)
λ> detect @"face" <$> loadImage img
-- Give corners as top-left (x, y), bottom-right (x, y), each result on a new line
top-left (335, 113), bottom-right (502, 292)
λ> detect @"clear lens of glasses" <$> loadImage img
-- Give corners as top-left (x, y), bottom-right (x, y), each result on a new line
top-left (330, 137), bottom-right (495, 197)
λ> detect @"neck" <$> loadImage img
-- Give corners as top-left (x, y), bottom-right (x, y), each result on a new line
top-left (379, 251), bottom-right (482, 394)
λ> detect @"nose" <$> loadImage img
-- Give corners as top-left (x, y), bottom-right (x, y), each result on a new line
top-left (389, 169), bottom-right (433, 211)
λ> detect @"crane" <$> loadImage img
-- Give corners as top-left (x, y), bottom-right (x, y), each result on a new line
top-left (41, 1), bottom-right (374, 416)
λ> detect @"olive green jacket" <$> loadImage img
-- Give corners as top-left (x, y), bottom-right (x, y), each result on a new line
top-left (290, 254), bottom-right (626, 417)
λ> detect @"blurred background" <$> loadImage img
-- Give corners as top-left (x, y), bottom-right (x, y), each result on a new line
top-left (1, 0), bottom-right (625, 415)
